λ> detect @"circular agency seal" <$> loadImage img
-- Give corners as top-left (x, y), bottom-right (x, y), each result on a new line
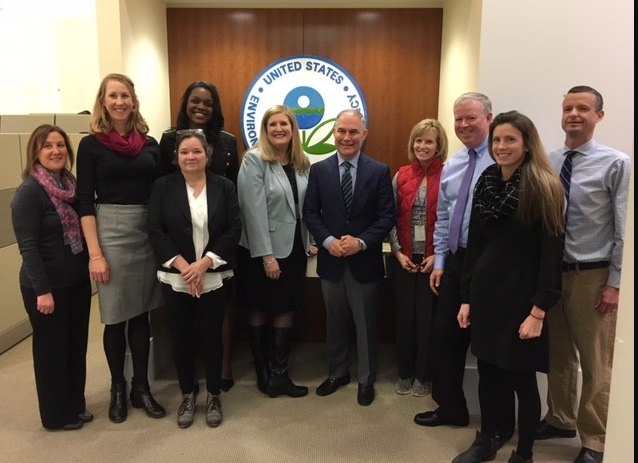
top-left (241, 55), bottom-right (368, 163)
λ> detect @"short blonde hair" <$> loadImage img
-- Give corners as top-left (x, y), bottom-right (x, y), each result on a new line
top-left (407, 119), bottom-right (448, 163)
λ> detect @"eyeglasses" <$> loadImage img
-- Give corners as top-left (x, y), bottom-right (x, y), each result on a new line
top-left (176, 128), bottom-right (205, 137)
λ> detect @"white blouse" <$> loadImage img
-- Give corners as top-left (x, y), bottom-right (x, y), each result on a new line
top-left (157, 183), bottom-right (233, 295)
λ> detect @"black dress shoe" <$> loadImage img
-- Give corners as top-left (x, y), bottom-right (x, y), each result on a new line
top-left (574, 447), bottom-right (603, 463)
top-left (414, 409), bottom-right (469, 427)
top-left (452, 431), bottom-right (498, 463)
top-left (220, 377), bottom-right (235, 392)
top-left (78, 410), bottom-right (94, 423)
top-left (316, 374), bottom-right (351, 396)
top-left (535, 419), bottom-right (576, 439)
top-left (357, 384), bottom-right (374, 406)
top-left (130, 384), bottom-right (166, 418)
top-left (61, 419), bottom-right (83, 431)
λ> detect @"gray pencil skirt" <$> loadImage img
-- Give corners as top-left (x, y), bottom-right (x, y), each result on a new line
top-left (96, 204), bottom-right (162, 325)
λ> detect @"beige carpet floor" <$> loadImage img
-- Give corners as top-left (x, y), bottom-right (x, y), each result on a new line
top-left (0, 298), bottom-right (581, 463)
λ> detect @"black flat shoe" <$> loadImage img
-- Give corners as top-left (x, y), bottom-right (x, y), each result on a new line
top-left (130, 384), bottom-right (166, 418)
top-left (78, 410), bottom-right (94, 423)
top-left (60, 420), bottom-right (83, 431)
top-left (220, 377), bottom-right (235, 392)
top-left (414, 409), bottom-right (469, 427)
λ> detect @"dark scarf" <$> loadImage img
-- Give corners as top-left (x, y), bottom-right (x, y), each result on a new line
top-left (473, 164), bottom-right (521, 221)
top-left (96, 129), bottom-right (146, 157)
top-left (32, 165), bottom-right (83, 254)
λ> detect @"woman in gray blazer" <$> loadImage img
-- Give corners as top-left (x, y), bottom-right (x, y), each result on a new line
top-left (236, 105), bottom-right (316, 398)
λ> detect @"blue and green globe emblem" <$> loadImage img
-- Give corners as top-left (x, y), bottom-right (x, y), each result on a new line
top-left (285, 86), bottom-right (335, 155)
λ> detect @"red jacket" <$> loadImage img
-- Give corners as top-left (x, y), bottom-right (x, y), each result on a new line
top-left (395, 159), bottom-right (443, 259)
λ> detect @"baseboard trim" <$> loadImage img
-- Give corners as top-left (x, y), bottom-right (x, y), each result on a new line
top-left (0, 319), bottom-right (32, 355)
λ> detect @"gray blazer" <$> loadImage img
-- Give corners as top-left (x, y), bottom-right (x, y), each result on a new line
top-left (237, 149), bottom-right (312, 258)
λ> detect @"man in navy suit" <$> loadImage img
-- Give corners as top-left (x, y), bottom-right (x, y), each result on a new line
top-left (303, 109), bottom-right (395, 406)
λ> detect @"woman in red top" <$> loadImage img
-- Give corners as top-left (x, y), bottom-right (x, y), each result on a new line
top-left (388, 119), bottom-right (448, 397)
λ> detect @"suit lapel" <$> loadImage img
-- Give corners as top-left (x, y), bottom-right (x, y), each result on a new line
top-left (271, 162), bottom-right (296, 217)
top-left (206, 171), bottom-right (221, 225)
top-left (352, 153), bottom-right (369, 208)
top-left (171, 173), bottom-right (191, 222)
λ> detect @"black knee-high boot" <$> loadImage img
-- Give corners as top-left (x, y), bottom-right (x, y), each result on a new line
top-left (249, 325), bottom-right (269, 394)
top-left (267, 327), bottom-right (308, 398)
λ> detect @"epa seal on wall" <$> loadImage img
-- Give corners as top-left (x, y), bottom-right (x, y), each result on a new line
top-left (241, 55), bottom-right (368, 163)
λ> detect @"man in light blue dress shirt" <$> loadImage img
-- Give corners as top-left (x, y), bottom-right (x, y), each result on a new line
top-left (414, 93), bottom-right (517, 445)
top-left (536, 86), bottom-right (631, 463)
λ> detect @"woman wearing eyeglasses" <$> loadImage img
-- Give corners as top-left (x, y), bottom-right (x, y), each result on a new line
top-left (77, 73), bottom-right (165, 423)
top-left (149, 129), bottom-right (241, 428)
top-left (159, 81), bottom-right (239, 392)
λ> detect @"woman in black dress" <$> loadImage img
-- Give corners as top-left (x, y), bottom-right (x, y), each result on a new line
top-left (453, 111), bottom-right (565, 463)
top-left (236, 105), bottom-right (316, 398)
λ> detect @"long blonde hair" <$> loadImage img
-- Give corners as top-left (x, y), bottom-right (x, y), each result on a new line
top-left (257, 105), bottom-right (309, 172)
top-left (89, 73), bottom-right (149, 136)
top-left (488, 111), bottom-right (565, 236)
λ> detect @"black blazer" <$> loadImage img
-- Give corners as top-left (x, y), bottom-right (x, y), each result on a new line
top-left (148, 170), bottom-right (242, 274)
top-left (158, 129), bottom-right (239, 186)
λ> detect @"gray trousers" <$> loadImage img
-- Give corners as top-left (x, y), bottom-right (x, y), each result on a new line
top-left (321, 266), bottom-right (380, 386)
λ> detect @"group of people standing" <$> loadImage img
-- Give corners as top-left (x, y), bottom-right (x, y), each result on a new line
top-left (11, 76), bottom-right (629, 463)
top-left (405, 89), bottom-right (629, 463)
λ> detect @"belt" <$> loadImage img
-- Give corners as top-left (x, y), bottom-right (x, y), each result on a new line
top-left (562, 261), bottom-right (609, 272)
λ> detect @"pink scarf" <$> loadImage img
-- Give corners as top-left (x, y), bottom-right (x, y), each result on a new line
top-left (32, 165), bottom-right (84, 255)
top-left (96, 129), bottom-right (146, 157)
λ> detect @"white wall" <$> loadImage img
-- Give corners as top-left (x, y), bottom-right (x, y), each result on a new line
top-left (0, 0), bottom-right (99, 114)
top-left (478, 0), bottom-right (634, 157)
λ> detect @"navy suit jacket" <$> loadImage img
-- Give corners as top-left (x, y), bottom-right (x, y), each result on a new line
top-left (303, 152), bottom-right (396, 283)
top-left (147, 170), bottom-right (242, 273)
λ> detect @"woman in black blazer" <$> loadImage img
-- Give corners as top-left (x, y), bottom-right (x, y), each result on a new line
top-left (148, 130), bottom-right (241, 428)
top-left (158, 81), bottom-right (239, 392)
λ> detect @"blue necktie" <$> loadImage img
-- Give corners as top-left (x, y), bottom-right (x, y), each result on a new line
top-left (560, 150), bottom-right (577, 202)
top-left (341, 161), bottom-right (353, 212)
top-left (448, 149), bottom-right (477, 254)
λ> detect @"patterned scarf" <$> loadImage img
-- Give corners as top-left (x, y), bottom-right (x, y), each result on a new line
top-left (96, 129), bottom-right (146, 157)
top-left (32, 164), bottom-right (84, 254)
top-left (473, 164), bottom-right (521, 222)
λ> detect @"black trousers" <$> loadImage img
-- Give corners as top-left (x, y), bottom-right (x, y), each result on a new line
top-left (431, 250), bottom-right (515, 437)
top-left (21, 281), bottom-right (92, 429)
top-left (161, 283), bottom-right (226, 396)
top-left (478, 359), bottom-right (539, 457)
top-left (390, 256), bottom-right (436, 382)
top-left (431, 249), bottom-right (471, 419)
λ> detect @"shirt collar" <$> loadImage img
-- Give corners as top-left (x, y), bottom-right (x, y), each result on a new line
top-left (337, 152), bottom-right (361, 168)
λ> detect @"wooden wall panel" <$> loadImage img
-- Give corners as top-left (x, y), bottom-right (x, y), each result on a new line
top-left (167, 8), bottom-right (442, 342)
top-left (166, 8), bottom-right (442, 175)
top-left (166, 9), bottom-right (304, 141)
top-left (303, 9), bottom-right (442, 174)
